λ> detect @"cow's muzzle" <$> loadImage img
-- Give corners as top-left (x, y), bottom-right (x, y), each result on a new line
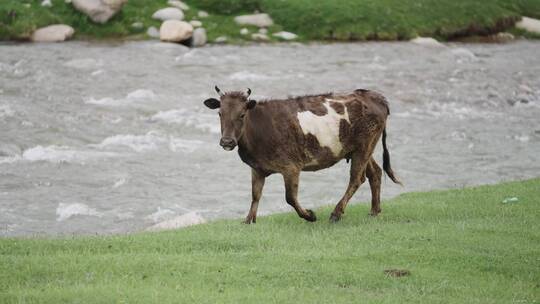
top-left (219, 137), bottom-right (237, 151)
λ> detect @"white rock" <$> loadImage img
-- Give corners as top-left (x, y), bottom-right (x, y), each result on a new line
top-left (259, 28), bottom-right (268, 34)
top-left (41, 0), bottom-right (52, 7)
top-left (72, 0), bottom-right (127, 24)
top-left (240, 28), bottom-right (249, 35)
top-left (234, 13), bottom-right (273, 28)
top-left (410, 37), bottom-right (445, 47)
top-left (146, 26), bottom-right (160, 38)
top-left (189, 20), bottom-right (202, 27)
top-left (272, 31), bottom-right (298, 40)
top-left (198, 10), bottom-right (209, 18)
top-left (146, 212), bottom-right (206, 231)
top-left (131, 22), bottom-right (144, 30)
top-left (152, 7), bottom-right (184, 21)
top-left (167, 0), bottom-right (189, 10)
top-left (516, 17), bottom-right (540, 34)
top-left (31, 24), bottom-right (75, 42)
top-left (160, 20), bottom-right (193, 42)
top-left (192, 28), bottom-right (207, 47)
top-left (215, 36), bottom-right (227, 43)
top-left (493, 32), bottom-right (514, 43)
top-left (65, 0), bottom-right (72, 3)
top-left (251, 33), bottom-right (269, 41)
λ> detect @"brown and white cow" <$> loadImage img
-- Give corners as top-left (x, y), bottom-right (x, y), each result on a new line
top-left (203, 86), bottom-right (401, 223)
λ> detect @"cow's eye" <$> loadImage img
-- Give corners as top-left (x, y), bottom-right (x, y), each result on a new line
top-left (240, 114), bottom-right (245, 119)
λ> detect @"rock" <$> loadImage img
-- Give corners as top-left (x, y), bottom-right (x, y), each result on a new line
top-left (189, 20), bottom-right (202, 27)
top-left (31, 24), bottom-right (75, 42)
top-left (215, 36), bottom-right (227, 43)
top-left (146, 212), bottom-right (206, 231)
top-left (259, 28), bottom-right (268, 34)
top-left (146, 26), bottom-right (160, 38)
top-left (167, 0), bottom-right (189, 10)
top-left (192, 28), bottom-right (207, 47)
top-left (272, 31), bottom-right (298, 40)
top-left (160, 20), bottom-right (193, 42)
top-left (65, 0), bottom-right (72, 3)
top-left (152, 7), bottom-right (184, 21)
top-left (516, 17), bottom-right (540, 34)
top-left (451, 48), bottom-right (476, 62)
top-left (234, 13), bottom-right (273, 28)
top-left (198, 10), bottom-right (209, 18)
top-left (72, 0), bottom-right (127, 24)
top-left (411, 37), bottom-right (445, 47)
top-left (251, 33), bottom-right (269, 41)
top-left (41, 0), bottom-right (52, 7)
top-left (240, 28), bottom-right (249, 35)
top-left (131, 22), bottom-right (144, 30)
top-left (492, 32), bottom-right (514, 43)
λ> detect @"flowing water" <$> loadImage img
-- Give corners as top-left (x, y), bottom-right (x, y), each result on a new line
top-left (1, 41), bottom-right (539, 236)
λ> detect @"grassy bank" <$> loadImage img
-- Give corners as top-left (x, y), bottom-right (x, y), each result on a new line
top-left (1, 179), bottom-right (539, 303)
top-left (1, 0), bottom-right (540, 42)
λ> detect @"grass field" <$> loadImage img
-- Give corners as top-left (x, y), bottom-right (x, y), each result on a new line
top-left (1, 0), bottom-right (540, 42)
top-left (1, 178), bottom-right (539, 303)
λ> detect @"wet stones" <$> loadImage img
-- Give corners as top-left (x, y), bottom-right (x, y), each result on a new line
top-left (410, 37), bottom-right (445, 47)
top-left (192, 28), bottom-right (207, 47)
top-left (31, 24), bottom-right (75, 42)
top-left (272, 31), bottom-right (298, 40)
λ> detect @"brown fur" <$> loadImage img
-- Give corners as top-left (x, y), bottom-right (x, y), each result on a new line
top-left (203, 88), bottom-right (401, 223)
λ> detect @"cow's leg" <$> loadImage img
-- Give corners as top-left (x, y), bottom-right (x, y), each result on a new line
top-left (283, 170), bottom-right (317, 222)
top-left (366, 158), bottom-right (382, 216)
top-left (330, 151), bottom-right (370, 222)
top-left (244, 169), bottom-right (266, 224)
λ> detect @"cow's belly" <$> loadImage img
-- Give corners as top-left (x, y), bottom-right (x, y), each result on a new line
top-left (297, 100), bottom-right (351, 170)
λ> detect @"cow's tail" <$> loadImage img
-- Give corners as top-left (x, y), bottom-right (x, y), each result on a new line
top-left (382, 128), bottom-right (402, 185)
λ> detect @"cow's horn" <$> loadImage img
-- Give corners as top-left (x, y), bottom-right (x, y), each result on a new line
top-left (246, 88), bottom-right (252, 97)
top-left (215, 85), bottom-right (224, 96)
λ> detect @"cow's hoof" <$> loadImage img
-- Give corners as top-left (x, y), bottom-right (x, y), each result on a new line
top-left (242, 217), bottom-right (256, 224)
top-left (329, 213), bottom-right (341, 223)
top-left (304, 209), bottom-right (317, 222)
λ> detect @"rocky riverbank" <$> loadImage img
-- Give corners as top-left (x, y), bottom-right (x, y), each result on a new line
top-left (1, 0), bottom-right (540, 46)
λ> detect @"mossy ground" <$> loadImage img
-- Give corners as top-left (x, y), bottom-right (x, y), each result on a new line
top-left (1, 178), bottom-right (539, 303)
top-left (1, 0), bottom-right (540, 42)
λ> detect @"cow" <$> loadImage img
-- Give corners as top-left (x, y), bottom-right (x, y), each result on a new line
top-left (203, 86), bottom-right (401, 224)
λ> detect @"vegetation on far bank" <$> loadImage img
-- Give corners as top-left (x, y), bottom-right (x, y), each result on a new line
top-left (1, 178), bottom-right (539, 303)
top-left (1, 0), bottom-right (540, 42)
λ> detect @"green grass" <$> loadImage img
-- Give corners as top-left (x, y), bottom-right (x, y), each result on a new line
top-left (1, 0), bottom-right (540, 41)
top-left (1, 178), bottom-right (539, 303)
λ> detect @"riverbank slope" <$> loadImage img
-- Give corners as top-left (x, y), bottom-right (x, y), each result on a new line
top-left (1, 178), bottom-right (539, 303)
top-left (1, 0), bottom-right (540, 42)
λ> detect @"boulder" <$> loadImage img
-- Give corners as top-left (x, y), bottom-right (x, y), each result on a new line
top-left (160, 20), bottom-right (193, 42)
top-left (167, 0), bottom-right (189, 10)
top-left (272, 31), bottom-right (297, 40)
top-left (131, 22), bottom-right (144, 30)
top-left (189, 20), bottom-right (202, 27)
top-left (192, 28), bottom-right (207, 47)
top-left (72, 0), bottom-right (127, 24)
top-left (410, 37), bottom-right (445, 47)
top-left (152, 7), bottom-right (184, 21)
top-left (251, 33), bottom-right (269, 41)
top-left (31, 24), bottom-right (75, 42)
top-left (234, 13), bottom-right (273, 28)
top-left (516, 17), bottom-right (540, 34)
top-left (259, 28), bottom-right (268, 34)
top-left (41, 0), bottom-right (52, 7)
top-left (146, 26), bottom-right (160, 38)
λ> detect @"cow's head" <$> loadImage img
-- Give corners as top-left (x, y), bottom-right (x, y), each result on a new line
top-left (203, 86), bottom-right (257, 151)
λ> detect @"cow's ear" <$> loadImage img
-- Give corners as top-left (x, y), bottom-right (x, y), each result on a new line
top-left (204, 98), bottom-right (220, 109)
top-left (246, 99), bottom-right (257, 110)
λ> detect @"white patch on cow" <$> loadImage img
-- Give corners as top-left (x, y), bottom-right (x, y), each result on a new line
top-left (297, 99), bottom-right (350, 156)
